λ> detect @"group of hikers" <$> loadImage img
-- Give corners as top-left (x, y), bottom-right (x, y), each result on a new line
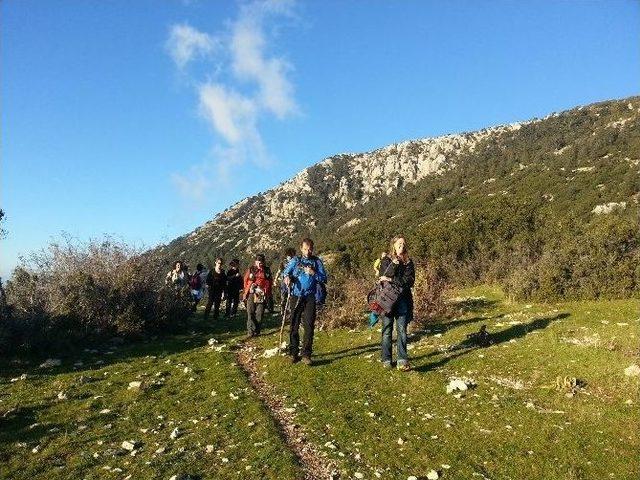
top-left (165, 235), bottom-right (415, 370)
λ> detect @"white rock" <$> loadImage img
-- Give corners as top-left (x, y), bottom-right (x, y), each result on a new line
top-left (446, 378), bottom-right (475, 394)
top-left (99, 409), bottom-right (111, 414)
top-left (155, 447), bottom-right (166, 454)
top-left (170, 427), bottom-right (181, 440)
top-left (592, 201), bottom-right (626, 215)
top-left (207, 337), bottom-right (219, 345)
top-left (355, 473), bottom-right (364, 479)
top-left (10, 373), bottom-right (27, 382)
top-left (39, 359), bottom-right (61, 368)
top-left (128, 381), bottom-right (143, 390)
top-left (624, 364), bottom-right (640, 377)
top-left (121, 440), bottom-right (138, 451)
top-left (427, 470), bottom-right (439, 480)
top-left (205, 445), bottom-right (214, 453)
top-left (57, 391), bottom-right (68, 400)
top-left (262, 347), bottom-right (280, 358)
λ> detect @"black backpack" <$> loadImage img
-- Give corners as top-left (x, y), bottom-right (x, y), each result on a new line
top-left (367, 281), bottom-right (403, 315)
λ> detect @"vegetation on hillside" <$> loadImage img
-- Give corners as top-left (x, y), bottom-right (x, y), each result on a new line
top-left (150, 97), bottom-right (640, 302)
top-left (1, 238), bottom-right (192, 356)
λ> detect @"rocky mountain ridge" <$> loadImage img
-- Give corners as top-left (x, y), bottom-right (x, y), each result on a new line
top-left (157, 121), bottom-right (527, 261)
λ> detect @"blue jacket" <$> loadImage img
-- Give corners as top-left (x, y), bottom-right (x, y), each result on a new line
top-left (282, 255), bottom-right (327, 297)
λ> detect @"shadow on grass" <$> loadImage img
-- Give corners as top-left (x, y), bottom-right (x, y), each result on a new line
top-left (0, 404), bottom-right (62, 457)
top-left (449, 297), bottom-right (501, 314)
top-left (412, 312), bottom-right (570, 373)
top-left (0, 309), bottom-right (284, 380)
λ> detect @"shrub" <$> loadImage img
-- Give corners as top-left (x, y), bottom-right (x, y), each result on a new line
top-left (1, 237), bottom-right (192, 356)
top-left (317, 262), bottom-right (449, 330)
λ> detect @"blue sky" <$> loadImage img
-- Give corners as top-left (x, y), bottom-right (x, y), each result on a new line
top-left (2, 0), bottom-right (639, 278)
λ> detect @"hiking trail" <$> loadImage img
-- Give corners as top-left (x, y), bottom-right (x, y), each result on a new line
top-left (235, 340), bottom-right (338, 480)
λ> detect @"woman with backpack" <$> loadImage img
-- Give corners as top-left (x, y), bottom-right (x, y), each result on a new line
top-left (378, 236), bottom-right (415, 371)
top-left (243, 254), bottom-right (273, 338)
top-left (189, 263), bottom-right (206, 312)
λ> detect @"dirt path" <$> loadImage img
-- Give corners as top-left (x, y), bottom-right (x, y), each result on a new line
top-left (234, 341), bottom-right (338, 480)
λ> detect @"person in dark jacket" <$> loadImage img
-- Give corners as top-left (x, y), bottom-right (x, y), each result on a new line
top-left (378, 235), bottom-right (415, 371)
top-left (204, 257), bottom-right (227, 320)
top-left (225, 258), bottom-right (242, 317)
top-left (282, 238), bottom-right (327, 365)
top-left (243, 254), bottom-right (273, 337)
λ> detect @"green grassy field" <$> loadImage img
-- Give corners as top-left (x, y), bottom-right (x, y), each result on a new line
top-left (0, 315), bottom-right (301, 480)
top-left (1, 286), bottom-right (639, 479)
top-left (250, 286), bottom-right (640, 480)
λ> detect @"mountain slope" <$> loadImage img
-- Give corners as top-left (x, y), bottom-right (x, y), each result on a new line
top-left (151, 96), bottom-right (639, 299)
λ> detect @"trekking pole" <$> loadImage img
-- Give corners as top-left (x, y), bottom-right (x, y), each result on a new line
top-left (278, 285), bottom-right (292, 351)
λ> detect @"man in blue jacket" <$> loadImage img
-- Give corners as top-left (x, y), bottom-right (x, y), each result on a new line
top-left (283, 237), bottom-right (327, 365)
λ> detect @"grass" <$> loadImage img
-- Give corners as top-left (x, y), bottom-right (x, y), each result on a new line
top-left (1, 286), bottom-right (639, 480)
top-left (0, 313), bottom-right (301, 480)
top-left (250, 286), bottom-right (640, 480)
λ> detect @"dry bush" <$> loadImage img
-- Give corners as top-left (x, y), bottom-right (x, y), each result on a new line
top-left (1, 237), bottom-right (192, 355)
top-left (411, 261), bottom-right (451, 328)
top-left (318, 275), bottom-right (370, 330)
top-left (318, 262), bottom-right (450, 330)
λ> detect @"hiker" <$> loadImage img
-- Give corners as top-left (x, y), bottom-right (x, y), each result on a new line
top-left (282, 238), bottom-right (327, 365)
top-left (243, 254), bottom-right (273, 337)
top-left (378, 235), bottom-right (415, 371)
top-left (276, 247), bottom-right (297, 317)
top-left (189, 263), bottom-right (206, 312)
top-left (225, 258), bottom-right (243, 317)
top-left (204, 257), bottom-right (227, 320)
top-left (165, 260), bottom-right (186, 286)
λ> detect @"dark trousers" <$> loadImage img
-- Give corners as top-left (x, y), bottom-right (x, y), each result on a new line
top-left (204, 289), bottom-right (223, 319)
top-left (225, 289), bottom-right (240, 316)
top-left (246, 295), bottom-right (264, 335)
top-left (288, 293), bottom-right (316, 358)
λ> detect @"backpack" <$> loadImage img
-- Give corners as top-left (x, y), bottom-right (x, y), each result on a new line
top-left (189, 273), bottom-right (202, 290)
top-left (367, 281), bottom-right (403, 315)
top-left (315, 281), bottom-right (327, 306)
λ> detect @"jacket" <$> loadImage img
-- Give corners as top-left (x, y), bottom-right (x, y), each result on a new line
top-left (379, 256), bottom-right (415, 300)
top-left (282, 255), bottom-right (327, 297)
top-left (206, 269), bottom-right (227, 295)
top-left (225, 267), bottom-right (243, 293)
top-left (243, 266), bottom-right (273, 299)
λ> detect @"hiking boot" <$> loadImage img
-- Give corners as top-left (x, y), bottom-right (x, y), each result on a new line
top-left (290, 355), bottom-right (300, 364)
top-left (301, 356), bottom-right (312, 366)
top-left (382, 361), bottom-right (392, 369)
top-left (397, 362), bottom-right (411, 372)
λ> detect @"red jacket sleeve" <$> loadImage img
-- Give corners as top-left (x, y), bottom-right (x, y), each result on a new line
top-left (243, 269), bottom-right (252, 298)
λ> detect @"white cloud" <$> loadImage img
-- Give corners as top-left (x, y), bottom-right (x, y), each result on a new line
top-left (167, 0), bottom-right (298, 199)
top-left (198, 83), bottom-right (258, 144)
top-left (166, 23), bottom-right (217, 70)
top-left (231, 8), bottom-right (298, 118)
